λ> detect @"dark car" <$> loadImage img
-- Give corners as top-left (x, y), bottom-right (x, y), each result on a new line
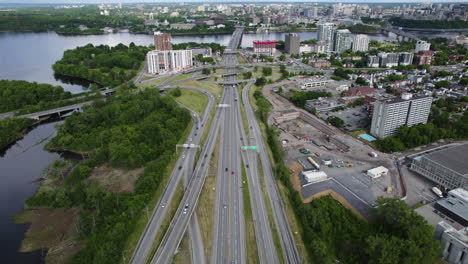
top-left (178, 166), bottom-right (182, 170)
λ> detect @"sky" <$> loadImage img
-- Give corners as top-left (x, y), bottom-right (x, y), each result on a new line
top-left (1, 0), bottom-right (467, 4)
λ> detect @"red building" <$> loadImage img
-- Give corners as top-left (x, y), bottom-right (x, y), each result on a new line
top-left (413, 51), bottom-right (434, 65)
top-left (345, 86), bottom-right (376, 97)
top-left (253, 40), bottom-right (277, 56)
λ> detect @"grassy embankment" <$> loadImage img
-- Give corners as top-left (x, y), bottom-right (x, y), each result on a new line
top-left (173, 89), bottom-right (209, 116)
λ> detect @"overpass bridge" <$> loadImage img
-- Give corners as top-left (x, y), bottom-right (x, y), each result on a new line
top-left (382, 23), bottom-right (420, 42)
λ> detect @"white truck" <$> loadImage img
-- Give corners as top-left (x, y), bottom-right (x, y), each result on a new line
top-left (432, 187), bottom-right (443, 198)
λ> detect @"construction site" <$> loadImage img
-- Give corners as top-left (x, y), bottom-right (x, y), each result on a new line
top-left (264, 81), bottom-right (402, 219)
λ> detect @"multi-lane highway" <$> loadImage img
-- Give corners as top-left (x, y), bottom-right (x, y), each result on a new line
top-left (211, 27), bottom-right (246, 263)
top-left (242, 81), bottom-right (301, 263)
top-left (129, 87), bottom-right (214, 264)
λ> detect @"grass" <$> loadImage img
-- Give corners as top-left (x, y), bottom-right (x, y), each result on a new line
top-left (177, 80), bottom-right (222, 98)
top-left (173, 89), bottom-right (209, 116)
top-left (138, 76), bottom-right (171, 88)
top-left (241, 161), bottom-right (260, 264)
top-left (238, 85), bottom-right (250, 136)
top-left (237, 53), bottom-right (247, 64)
top-left (121, 119), bottom-right (194, 263)
top-left (172, 232), bottom-right (191, 264)
top-left (144, 182), bottom-right (185, 264)
top-left (171, 73), bottom-right (193, 83)
top-left (196, 132), bottom-right (220, 258)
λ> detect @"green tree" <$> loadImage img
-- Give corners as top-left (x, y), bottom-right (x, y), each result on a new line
top-left (327, 116), bottom-right (344, 127)
top-left (262, 67), bottom-right (273, 76)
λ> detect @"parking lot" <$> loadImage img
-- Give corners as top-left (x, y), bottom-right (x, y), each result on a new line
top-left (319, 105), bottom-right (369, 131)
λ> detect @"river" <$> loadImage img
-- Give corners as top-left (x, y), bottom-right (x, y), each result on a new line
top-left (0, 121), bottom-right (63, 264)
top-left (0, 30), bottom-right (398, 94)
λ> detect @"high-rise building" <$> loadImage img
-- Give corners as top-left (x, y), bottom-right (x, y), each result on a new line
top-left (399, 52), bottom-right (414, 66)
top-left (153, 31), bottom-right (172, 51)
top-left (367, 55), bottom-right (380, 67)
top-left (285, 33), bottom-right (300, 54)
top-left (378, 52), bottom-right (399, 68)
top-left (352, 34), bottom-right (369, 52)
top-left (333, 29), bottom-right (352, 53)
top-left (317, 22), bottom-right (335, 52)
top-left (370, 94), bottom-right (432, 138)
top-left (415, 40), bottom-right (431, 53)
top-left (147, 50), bottom-right (193, 74)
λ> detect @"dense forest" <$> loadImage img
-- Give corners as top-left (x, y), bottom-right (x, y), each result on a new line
top-left (390, 17), bottom-right (468, 29)
top-left (172, 42), bottom-right (225, 53)
top-left (0, 118), bottom-right (35, 151)
top-left (27, 90), bottom-right (191, 263)
top-left (0, 80), bottom-right (72, 113)
top-left (0, 6), bottom-right (143, 34)
top-left (52, 43), bottom-right (150, 87)
top-left (347, 23), bottom-right (380, 34)
top-left (251, 85), bottom-right (441, 263)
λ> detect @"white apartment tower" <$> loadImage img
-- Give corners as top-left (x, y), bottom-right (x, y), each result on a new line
top-left (370, 94), bottom-right (432, 138)
top-left (415, 40), bottom-right (431, 53)
top-left (317, 22), bottom-right (335, 52)
top-left (334, 29), bottom-right (352, 53)
top-left (352, 34), bottom-right (369, 52)
top-left (147, 50), bottom-right (193, 74)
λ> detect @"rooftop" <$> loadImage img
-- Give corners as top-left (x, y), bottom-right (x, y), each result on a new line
top-left (423, 143), bottom-right (468, 176)
top-left (436, 197), bottom-right (468, 225)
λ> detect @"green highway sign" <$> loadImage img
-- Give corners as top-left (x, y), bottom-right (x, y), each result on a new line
top-left (243, 146), bottom-right (258, 150)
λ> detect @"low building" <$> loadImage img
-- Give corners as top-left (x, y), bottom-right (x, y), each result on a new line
top-left (190, 47), bottom-right (212, 57)
top-left (339, 96), bottom-right (361, 104)
top-left (170, 23), bottom-right (196, 30)
top-left (345, 86), bottom-right (376, 97)
top-left (302, 170), bottom-right (328, 183)
top-left (367, 166), bottom-right (388, 179)
top-left (299, 79), bottom-right (331, 89)
top-left (411, 143), bottom-right (468, 190)
top-left (435, 221), bottom-right (468, 264)
top-left (305, 99), bottom-right (345, 112)
top-left (310, 59), bottom-right (331, 68)
top-left (434, 188), bottom-right (468, 226)
top-left (253, 40), bottom-right (276, 56)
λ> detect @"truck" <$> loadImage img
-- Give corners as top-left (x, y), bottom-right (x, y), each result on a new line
top-left (432, 187), bottom-right (443, 198)
top-left (368, 152), bottom-right (378, 158)
top-left (307, 157), bottom-right (320, 170)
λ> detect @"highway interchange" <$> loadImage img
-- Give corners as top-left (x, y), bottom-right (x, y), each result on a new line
top-left (133, 27), bottom-right (300, 264)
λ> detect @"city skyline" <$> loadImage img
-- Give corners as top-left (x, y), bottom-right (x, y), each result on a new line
top-left (1, 0), bottom-right (467, 4)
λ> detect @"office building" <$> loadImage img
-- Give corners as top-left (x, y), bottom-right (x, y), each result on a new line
top-left (370, 94), bottom-right (432, 138)
top-left (415, 40), bottom-right (431, 53)
top-left (399, 52), bottom-right (414, 66)
top-left (435, 221), bottom-right (468, 264)
top-left (333, 29), bottom-right (352, 53)
top-left (253, 40), bottom-right (277, 56)
top-left (411, 143), bottom-right (468, 190)
top-left (147, 50), bottom-right (193, 74)
top-left (352, 34), bottom-right (369, 52)
top-left (285, 33), bottom-right (300, 54)
top-left (317, 22), bottom-right (335, 52)
top-left (378, 52), bottom-right (399, 68)
top-left (367, 55), bottom-right (380, 68)
top-left (153, 31), bottom-right (172, 51)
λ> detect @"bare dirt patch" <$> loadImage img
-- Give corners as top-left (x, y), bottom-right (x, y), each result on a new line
top-left (14, 207), bottom-right (82, 263)
top-left (289, 162), bottom-right (303, 192)
top-left (87, 164), bottom-right (143, 193)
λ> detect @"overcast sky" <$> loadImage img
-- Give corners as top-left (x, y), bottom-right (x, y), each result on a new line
top-left (1, 0), bottom-right (467, 4)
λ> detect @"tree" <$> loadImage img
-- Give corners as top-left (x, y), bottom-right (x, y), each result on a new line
top-left (255, 77), bottom-right (267, 86)
top-left (262, 67), bottom-right (272, 76)
top-left (435, 80), bottom-right (451, 89)
top-left (201, 68), bottom-right (211, 75)
top-left (171, 87), bottom-right (182, 97)
top-left (242, 72), bottom-right (252, 80)
top-left (355, 77), bottom-right (369, 86)
top-left (279, 54), bottom-right (286, 61)
top-left (327, 116), bottom-right (344, 128)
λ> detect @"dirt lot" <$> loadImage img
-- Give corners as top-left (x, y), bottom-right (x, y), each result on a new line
top-left (87, 164), bottom-right (143, 193)
top-left (14, 207), bottom-right (82, 264)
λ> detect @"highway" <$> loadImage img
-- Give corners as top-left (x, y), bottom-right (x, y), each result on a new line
top-left (242, 80), bottom-right (301, 263)
top-left (211, 27), bottom-right (247, 264)
top-left (129, 87), bottom-right (214, 264)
